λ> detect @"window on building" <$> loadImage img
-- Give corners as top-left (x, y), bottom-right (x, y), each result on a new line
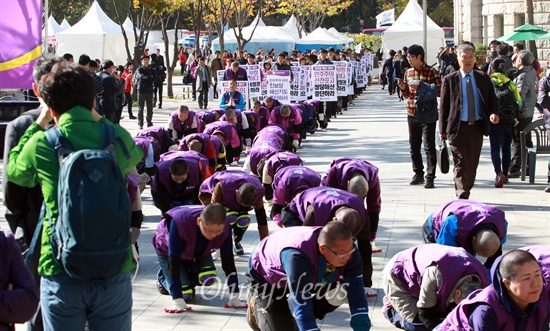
top-left (514, 13), bottom-right (525, 27)
top-left (494, 15), bottom-right (504, 38)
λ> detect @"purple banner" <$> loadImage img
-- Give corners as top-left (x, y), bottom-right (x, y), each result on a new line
top-left (0, 0), bottom-right (42, 89)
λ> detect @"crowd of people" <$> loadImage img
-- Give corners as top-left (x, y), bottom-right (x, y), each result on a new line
top-left (1, 38), bottom-right (549, 331)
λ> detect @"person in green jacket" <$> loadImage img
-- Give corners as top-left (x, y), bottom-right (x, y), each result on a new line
top-left (7, 62), bottom-right (143, 331)
top-left (489, 58), bottom-right (522, 188)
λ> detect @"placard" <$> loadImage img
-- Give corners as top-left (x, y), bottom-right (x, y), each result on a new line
top-left (311, 65), bottom-right (337, 101)
top-left (290, 66), bottom-right (305, 101)
top-left (334, 62), bottom-right (348, 97)
top-left (220, 80), bottom-right (249, 106)
top-left (241, 64), bottom-right (261, 97)
top-left (266, 70), bottom-right (291, 104)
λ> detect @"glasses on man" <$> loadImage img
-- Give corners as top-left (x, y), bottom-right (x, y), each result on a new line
top-left (325, 245), bottom-right (357, 259)
top-left (200, 222), bottom-right (225, 236)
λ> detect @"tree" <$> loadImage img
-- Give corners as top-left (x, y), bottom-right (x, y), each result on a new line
top-left (227, 0), bottom-right (262, 51)
top-left (204, 0), bottom-right (233, 54)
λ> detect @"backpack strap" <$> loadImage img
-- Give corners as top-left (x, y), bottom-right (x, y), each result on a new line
top-left (100, 124), bottom-right (131, 160)
top-left (44, 127), bottom-right (73, 166)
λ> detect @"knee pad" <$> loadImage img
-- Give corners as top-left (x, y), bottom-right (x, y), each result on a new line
top-left (197, 266), bottom-right (217, 286)
top-left (226, 210), bottom-right (239, 225)
top-left (181, 286), bottom-right (195, 301)
top-left (236, 213), bottom-right (251, 228)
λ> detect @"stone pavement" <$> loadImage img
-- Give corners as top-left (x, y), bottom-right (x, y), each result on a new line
top-left (2, 83), bottom-right (549, 331)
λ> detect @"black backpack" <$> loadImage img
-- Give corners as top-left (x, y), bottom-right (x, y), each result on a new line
top-left (493, 81), bottom-right (518, 123)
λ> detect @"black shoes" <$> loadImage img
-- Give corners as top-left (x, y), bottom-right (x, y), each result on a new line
top-left (129, 115), bottom-right (137, 119)
top-left (234, 242), bottom-right (244, 255)
top-left (424, 177), bottom-right (434, 189)
top-left (410, 174), bottom-right (425, 185)
top-left (508, 170), bottom-right (521, 178)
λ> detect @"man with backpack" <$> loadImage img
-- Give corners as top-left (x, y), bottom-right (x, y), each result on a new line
top-left (489, 58), bottom-right (522, 187)
top-left (7, 62), bottom-right (143, 330)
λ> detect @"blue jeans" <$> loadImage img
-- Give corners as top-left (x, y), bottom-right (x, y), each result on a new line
top-left (489, 123), bottom-right (514, 175)
top-left (383, 305), bottom-right (430, 331)
top-left (41, 272), bottom-right (131, 331)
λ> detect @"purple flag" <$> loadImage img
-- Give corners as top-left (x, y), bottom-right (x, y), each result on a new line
top-left (0, 0), bottom-right (43, 89)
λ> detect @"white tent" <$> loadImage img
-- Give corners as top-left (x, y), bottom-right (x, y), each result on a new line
top-left (42, 16), bottom-right (63, 38)
top-left (60, 18), bottom-right (71, 30)
top-left (382, 0), bottom-right (445, 63)
top-left (212, 16), bottom-right (296, 54)
top-left (283, 15), bottom-right (300, 40)
top-left (56, 1), bottom-right (134, 65)
top-left (328, 27), bottom-right (353, 45)
top-left (123, 17), bottom-right (139, 35)
top-left (295, 27), bottom-right (347, 52)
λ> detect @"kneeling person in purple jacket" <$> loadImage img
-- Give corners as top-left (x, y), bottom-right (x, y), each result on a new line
top-left (438, 249), bottom-right (549, 331)
top-left (152, 204), bottom-right (246, 312)
top-left (247, 222), bottom-right (371, 331)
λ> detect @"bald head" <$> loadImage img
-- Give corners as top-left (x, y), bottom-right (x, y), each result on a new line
top-left (474, 229), bottom-right (501, 258)
top-left (318, 220), bottom-right (353, 247)
top-left (348, 174), bottom-right (369, 198)
top-left (188, 140), bottom-right (202, 152)
top-left (334, 207), bottom-right (362, 236)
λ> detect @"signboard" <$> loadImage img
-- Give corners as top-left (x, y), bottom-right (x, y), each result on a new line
top-left (220, 80), bottom-right (249, 106)
top-left (334, 61), bottom-right (348, 97)
top-left (311, 65), bottom-right (337, 101)
top-left (266, 70), bottom-right (291, 104)
top-left (241, 64), bottom-right (261, 97)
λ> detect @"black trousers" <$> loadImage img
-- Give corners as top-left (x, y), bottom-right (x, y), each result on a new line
top-left (407, 116), bottom-right (437, 179)
top-left (509, 116), bottom-right (533, 172)
top-left (198, 81), bottom-right (209, 108)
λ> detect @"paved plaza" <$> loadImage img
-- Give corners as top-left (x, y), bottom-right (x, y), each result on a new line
top-left (2, 83), bottom-right (549, 330)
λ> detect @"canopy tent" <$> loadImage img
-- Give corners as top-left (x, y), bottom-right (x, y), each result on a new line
top-left (382, 0), bottom-right (445, 63)
top-left (123, 17), bottom-right (139, 35)
top-left (283, 15), bottom-right (301, 40)
top-left (295, 27), bottom-right (347, 52)
top-left (212, 16), bottom-right (295, 54)
top-left (328, 27), bottom-right (353, 45)
top-left (60, 18), bottom-right (71, 30)
top-left (496, 23), bottom-right (550, 41)
top-left (56, 1), bottom-right (134, 65)
top-left (43, 16), bottom-right (64, 37)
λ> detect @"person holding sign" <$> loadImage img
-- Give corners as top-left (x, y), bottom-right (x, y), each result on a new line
top-left (224, 61), bottom-right (248, 81)
top-left (273, 53), bottom-right (293, 81)
top-left (220, 80), bottom-right (245, 110)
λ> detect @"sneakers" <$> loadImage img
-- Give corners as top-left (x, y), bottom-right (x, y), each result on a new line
top-left (409, 174), bottom-right (425, 185)
top-left (365, 287), bottom-right (378, 297)
top-left (157, 280), bottom-right (169, 295)
top-left (508, 170), bottom-right (520, 178)
top-left (495, 172), bottom-right (506, 188)
top-left (234, 242), bottom-right (244, 255)
top-left (424, 177), bottom-right (434, 189)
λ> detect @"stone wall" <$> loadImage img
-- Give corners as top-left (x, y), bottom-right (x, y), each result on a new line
top-left (455, 0), bottom-right (550, 60)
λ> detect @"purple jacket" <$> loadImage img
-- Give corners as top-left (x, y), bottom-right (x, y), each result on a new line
top-left (438, 254), bottom-right (550, 331)
top-left (224, 67), bottom-right (247, 81)
top-left (199, 170), bottom-right (264, 211)
top-left (521, 245), bottom-right (550, 291)
top-left (0, 231), bottom-right (39, 330)
top-left (152, 205), bottom-right (230, 259)
top-left (220, 109), bottom-right (244, 133)
top-left (272, 166), bottom-right (321, 205)
top-left (198, 108), bottom-right (225, 125)
top-left (203, 121), bottom-right (240, 148)
top-left (268, 105), bottom-right (303, 140)
top-left (137, 125), bottom-right (166, 145)
top-left (151, 151), bottom-right (208, 197)
top-left (247, 144), bottom-right (280, 177)
top-left (179, 133), bottom-right (222, 165)
top-left (288, 186), bottom-right (366, 229)
top-left (392, 245), bottom-right (490, 313)
top-left (169, 110), bottom-right (201, 136)
top-left (253, 124), bottom-right (288, 148)
top-left (265, 151), bottom-right (302, 179)
top-left (261, 98), bottom-right (281, 111)
top-left (322, 157), bottom-right (381, 213)
top-left (133, 136), bottom-right (154, 159)
top-left (243, 111), bottom-right (261, 131)
top-left (302, 99), bottom-right (322, 114)
top-left (249, 106), bottom-right (270, 129)
top-left (250, 226), bottom-right (344, 287)
top-left (430, 200), bottom-right (507, 247)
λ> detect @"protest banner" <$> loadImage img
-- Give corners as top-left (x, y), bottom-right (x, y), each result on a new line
top-left (311, 65), bottom-right (337, 101)
top-left (241, 64), bottom-right (261, 98)
top-left (290, 66), bottom-right (305, 101)
top-left (302, 66), bottom-right (312, 97)
top-left (220, 80), bottom-right (249, 107)
top-left (266, 70), bottom-right (291, 104)
top-left (334, 62), bottom-right (348, 97)
top-left (217, 70), bottom-right (225, 95)
top-left (346, 62), bottom-right (354, 95)
top-left (299, 67), bottom-right (308, 100)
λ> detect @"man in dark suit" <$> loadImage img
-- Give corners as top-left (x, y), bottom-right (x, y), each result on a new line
top-left (439, 43), bottom-right (500, 199)
top-left (194, 56), bottom-right (212, 109)
top-left (98, 60), bottom-right (124, 122)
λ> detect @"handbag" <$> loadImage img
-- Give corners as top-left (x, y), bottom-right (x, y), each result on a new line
top-left (437, 139), bottom-right (450, 174)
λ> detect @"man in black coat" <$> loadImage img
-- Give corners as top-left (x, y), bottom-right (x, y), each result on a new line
top-left (98, 60), bottom-right (124, 122)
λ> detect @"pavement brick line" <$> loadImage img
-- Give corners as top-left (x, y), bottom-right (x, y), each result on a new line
top-left (2, 84), bottom-right (549, 330)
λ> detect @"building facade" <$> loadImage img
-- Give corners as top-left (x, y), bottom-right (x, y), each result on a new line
top-left (454, 0), bottom-right (550, 60)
